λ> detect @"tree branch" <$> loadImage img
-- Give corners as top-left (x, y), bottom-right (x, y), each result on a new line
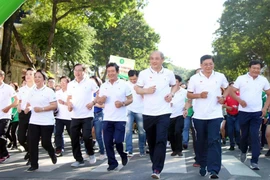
top-left (56, 5), bottom-right (92, 22)
top-left (57, 0), bottom-right (71, 3)
top-left (12, 25), bottom-right (35, 67)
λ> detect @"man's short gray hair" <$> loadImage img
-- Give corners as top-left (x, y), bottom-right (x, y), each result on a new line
top-left (0, 70), bottom-right (5, 76)
top-left (150, 51), bottom-right (165, 60)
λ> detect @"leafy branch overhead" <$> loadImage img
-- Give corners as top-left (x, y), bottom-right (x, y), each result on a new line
top-left (213, 0), bottom-right (270, 81)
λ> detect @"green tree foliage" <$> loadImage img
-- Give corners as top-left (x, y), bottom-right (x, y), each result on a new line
top-left (19, 17), bottom-right (96, 71)
top-left (22, 0), bottom-right (140, 71)
top-left (171, 64), bottom-right (193, 82)
top-left (89, 8), bottom-right (160, 80)
top-left (212, 0), bottom-right (270, 81)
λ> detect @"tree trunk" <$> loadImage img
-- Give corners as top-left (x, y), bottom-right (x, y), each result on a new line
top-left (45, 0), bottom-right (58, 71)
top-left (12, 25), bottom-right (35, 68)
top-left (1, 12), bottom-right (17, 82)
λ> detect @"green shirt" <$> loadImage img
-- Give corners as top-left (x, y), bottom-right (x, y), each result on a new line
top-left (11, 97), bottom-right (19, 123)
top-left (262, 91), bottom-right (268, 118)
top-left (185, 98), bottom-right (194, 117)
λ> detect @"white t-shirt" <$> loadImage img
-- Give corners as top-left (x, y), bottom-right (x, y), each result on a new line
top-left (188, 71), bottom-right (228, 120)
top-left (136, 67), bottom-right (176, 116)
top-left (55, 89), bottom-right (71, 120)
top-left (233, 73), bottom-right (270, 112)
top-left (67, 77), bottom-right (99, 118)
top-left (0, 83), bottom-right (17, 119)
top-left (99, 79), bottom-right (132, 122)
top-left (170, 88), bottom-right (187, 118)
top-left (17, 84), bottom-right (35, 110)
top-left (126, 81), bottom-right (143, 113)
top-left (27, 86), bottom-right (56, 125)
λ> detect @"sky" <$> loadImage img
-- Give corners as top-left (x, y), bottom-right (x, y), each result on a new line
top-left (143, 0), bottom-right (226, 70)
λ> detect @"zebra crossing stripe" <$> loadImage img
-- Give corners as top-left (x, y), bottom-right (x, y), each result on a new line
top-left (163, 152), bottom-right (187, 173)
top-left (92, 154), bottom-right (133, 172)
top-left (222, 155), bottom-right (260, 177)
top-left (38, 153), bottom-right (74, 172)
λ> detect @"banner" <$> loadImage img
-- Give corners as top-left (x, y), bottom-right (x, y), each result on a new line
top-left (0, 0), bottom-right (25, 26)
top-left (109, 55), bottom-right (135, 80)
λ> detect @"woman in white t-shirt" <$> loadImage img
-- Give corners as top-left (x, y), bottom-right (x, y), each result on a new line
top-left (25, 70), bottom-right (57, 172)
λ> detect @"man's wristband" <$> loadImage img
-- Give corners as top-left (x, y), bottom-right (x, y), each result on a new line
top-left (170, 93), bottom-right (175, 97)
top-left (122, 102), bottom-right (125, 107)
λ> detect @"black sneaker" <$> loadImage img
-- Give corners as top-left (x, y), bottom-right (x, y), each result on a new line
top-left (26, 166), bottom-right (38, 172)
top-left (107, 165), bottom-right (118, 171)
top-left (265, 150), bottom-right (270, 157)
top-left (199, 167), bottom-right (207, 176)
top-left (228, 146), bottom-right (235, 151)
top-left (209, 171), bottom-right (219, 179)
top-left (183, 144), bottom-right (188, 150)
top-left (171, 151), bottom-right (178, 156)
top-left (50, 154), bottom-right (57, 164)
top-left (121, 154), bottom-right (128, 166)
top-left (7, 142), bottom-right (12, 148)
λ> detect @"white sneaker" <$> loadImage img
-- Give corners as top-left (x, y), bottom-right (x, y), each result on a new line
top-left (18, 146), bottom-right (24, 152)
top-left (71, 161), bottom-right (85, 167)
top-left (99, 154), bottom-right (107, 160)
top-left (89, 155), bottom-right (96, 164)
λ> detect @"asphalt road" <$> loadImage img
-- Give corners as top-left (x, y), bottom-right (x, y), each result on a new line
top-left (1, 134), bottom-right (270, 180)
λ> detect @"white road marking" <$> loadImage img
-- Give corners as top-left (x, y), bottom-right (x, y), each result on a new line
top-left (222, 155), bottom-right (260, 177)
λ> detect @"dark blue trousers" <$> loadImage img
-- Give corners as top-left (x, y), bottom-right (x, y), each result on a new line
top-left (226, 114), bottom-right (240, 147)
top-left (103, 121), bottom-right (126, 168)
top-left (238, 111), bottom-right (262, 163)
top-left (55, 119), bottom-right (71, 151)
top-left (143, 114), bottom-right (170, 173)
top-left (193, 118), bottom-right (222, 174)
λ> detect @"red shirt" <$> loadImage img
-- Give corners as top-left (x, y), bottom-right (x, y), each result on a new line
top-left (224, 91), bottom-right (239, 115)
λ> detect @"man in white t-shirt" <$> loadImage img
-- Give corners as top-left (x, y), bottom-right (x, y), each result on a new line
top-left (226, 60), bottom-right (270, 170)
top-left (96, 63), bottom-right (133, 171)
top-left (125, 70), bottom-right (145, 157)
top-left (67, 64), bottom-right (99, 167)
top-left (187, 55), bottom-right (228, 179)
top-left (135, 51), bottom-right (178, 179)
top-left (54, 76), bottom-right (71, 157)
top-left (0, 70), bottom-right (18, 163)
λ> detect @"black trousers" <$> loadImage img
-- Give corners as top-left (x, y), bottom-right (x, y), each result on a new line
top-left (6, 121), bottom-right (19, 147)
top-left (18, 111), bottom-right (31, 152)
top-left (0, 119), bottom-right (10, 157)
top-left (28, 124), bottom-right (54, 168)
top-left (70, 117), bottom-right (94, 162)
top-left (143, 114), bottom-right (170, 173)
top-left (55, 119), bottom-right (71, 151)
top-left (168, 115), bottom-right (184, 152)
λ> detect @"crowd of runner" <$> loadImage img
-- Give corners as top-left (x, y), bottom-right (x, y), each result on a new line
top-left (0, 51), bottom-right (270, 179)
